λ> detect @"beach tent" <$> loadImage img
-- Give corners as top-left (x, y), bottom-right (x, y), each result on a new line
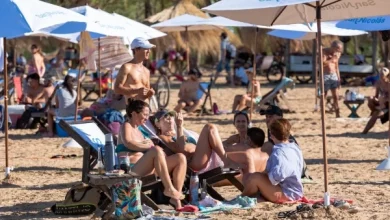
top-left (203, 0), bottom-right (390, 201)
top-left (0, 0), bottom-right (92, 179)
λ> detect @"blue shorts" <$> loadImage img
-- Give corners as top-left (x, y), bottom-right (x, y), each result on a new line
top-left (217, 60), bottom-right (231, 73)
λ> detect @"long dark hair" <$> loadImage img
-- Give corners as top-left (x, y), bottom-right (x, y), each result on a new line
top-left (126, 98), bottom-right (149, 118)
top-left (234, 111), bottom-right (249, 125)
top-left (63, 75), bottom-right (75, 97)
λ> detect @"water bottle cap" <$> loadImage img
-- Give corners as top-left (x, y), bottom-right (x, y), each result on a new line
top-left (105, 133), bottom-right (113, 142)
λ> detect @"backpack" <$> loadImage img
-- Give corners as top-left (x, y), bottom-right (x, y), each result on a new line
top-left (226, 42), bottom-right (236, 59)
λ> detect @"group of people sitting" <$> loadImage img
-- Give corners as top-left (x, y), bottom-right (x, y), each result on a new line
top-left (114, 97), bottom-right (306, 210)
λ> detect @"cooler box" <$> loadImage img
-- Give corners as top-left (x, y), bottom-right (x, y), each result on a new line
top-left (8, 105), bottom-right (26, 128)
top-left (55, 116), bottom-right (81, 137)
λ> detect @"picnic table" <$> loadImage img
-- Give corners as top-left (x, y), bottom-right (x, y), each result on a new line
top-left (343, 99), bottom-right (365, 118)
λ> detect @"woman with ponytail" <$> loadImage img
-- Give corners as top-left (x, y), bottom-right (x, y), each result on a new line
top-left (116, 99), bottom-right (186, 209)
top-left (44, 74), bottom-right (77, 137)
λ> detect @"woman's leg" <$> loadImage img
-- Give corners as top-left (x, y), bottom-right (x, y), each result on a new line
top-left (189, 124), bottom-right (238, 171)
top-left (242, 173), bottom-right (289, 203)
top-left (46, 109), bottom-right (55, 136)
top-left (131, 146), bottom-right (183, 200)
top-left (166, 153), bottom-right (187, 209)
top-left (232, 95), bottom-right (243, 112)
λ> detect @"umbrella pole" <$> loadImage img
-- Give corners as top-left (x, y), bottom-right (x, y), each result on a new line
top-left (316, 2), bottom-right (329, 195)
top-left (249, 28), bottom-right (258, 123)
top-left (4, 38), bottom-right (10, 179)
top-left (313, 38), bottom-right (318, 111)
top-left (186, 26), bottom-right (190, 74)
top-left (98, 38), bottom-right (102, 98)
top-left (74, 63), bottom-right (82, 121)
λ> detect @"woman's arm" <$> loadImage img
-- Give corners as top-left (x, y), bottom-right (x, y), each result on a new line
top-left (122, 123), bottom-right (154, 151)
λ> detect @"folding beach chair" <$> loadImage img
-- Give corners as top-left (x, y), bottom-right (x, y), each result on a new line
top-left (140, 117), bottom-right (244, 201)
top-left (198, 77), bottom-right (214, 116)
top-left (59, 119), bottom-right (163, 211)
top-left (254, 77), bottom-right (295, 112)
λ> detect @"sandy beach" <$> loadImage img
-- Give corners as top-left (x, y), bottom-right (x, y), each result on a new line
top-left (1, 75), bottom-right (390, 220)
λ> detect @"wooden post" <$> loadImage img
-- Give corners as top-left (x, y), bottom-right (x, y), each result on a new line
top-left (4, 38), bottom-right (10, 178)
top-left (185, 26), bottom-right (190, 75)
top-left (249, 28), bottom-right (258, 122)
top-left (98, 38), bottom-right (102, 98)
top-left (74, 64), bottom-right (82, 121)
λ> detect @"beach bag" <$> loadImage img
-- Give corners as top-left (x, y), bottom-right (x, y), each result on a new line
top-left (112, 179), bottom-right (143, 218)
top-left (51, 183), bottom-right (100, 216)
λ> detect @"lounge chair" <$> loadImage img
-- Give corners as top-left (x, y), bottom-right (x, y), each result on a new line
top-left (139, 117), bottom-right (244, 201)
top-left (59, 119), bottom-right (162, 211)
top-left (198, 77), bottom-right (213, 116)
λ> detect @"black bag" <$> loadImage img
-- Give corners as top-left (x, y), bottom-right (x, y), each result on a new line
top-left (16, 108), bottom-right (35, 129)
top-left (51, 183), bottom-right (101, 216)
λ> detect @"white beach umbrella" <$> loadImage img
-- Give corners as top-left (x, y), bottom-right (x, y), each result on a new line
top-left (152, 14), bottom-right (221, 72)
top-left (203, 0), bottom-right (390, 200)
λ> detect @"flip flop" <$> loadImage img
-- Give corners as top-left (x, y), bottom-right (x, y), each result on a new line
top-left (51, 155), bottom-right (64, 159)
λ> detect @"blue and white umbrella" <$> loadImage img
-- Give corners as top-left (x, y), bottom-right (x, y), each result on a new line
top-left (0, 0), bottom-right (89, 38)
top-left (336, 15), bottom-right (390, 31)
top-left (203, 0), bottom-right (390, 197)
top-left (268, 21), bottom-right (367, 40)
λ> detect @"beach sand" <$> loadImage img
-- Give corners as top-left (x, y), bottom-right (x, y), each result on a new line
top-left (1, 75), bottom-right (390, 220)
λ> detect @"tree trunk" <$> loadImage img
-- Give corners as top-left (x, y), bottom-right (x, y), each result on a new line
top-left (145, 0), bottom-right (152, 19)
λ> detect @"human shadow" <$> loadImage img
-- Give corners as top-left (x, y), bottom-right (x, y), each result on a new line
top-left (305, 158), bottom-right (383, 165)
top-left (331, 180), bottom-right (390, 186)
top-left (0, 201), bottom-right (86, 219)
top-left (25, 181), bottom-right (79, 191)
top-left (13, 166), bottom-right (82, 172)
top-left (327, 131), bottom-right (387, 140)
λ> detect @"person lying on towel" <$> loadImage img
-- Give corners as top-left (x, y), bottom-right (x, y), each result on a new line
top-left (231, 69), bottom-right (262, 113)
top-left (115, 99), bottom-right (185, 209)
top-left (242, 119), bottom-right (304, 203)
top-left (152, 109), bottom-right (241, 173)
top-left (174, 69), bottom-right (202, 114)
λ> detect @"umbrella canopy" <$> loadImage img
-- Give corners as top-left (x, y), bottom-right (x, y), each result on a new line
top-left (336, 15), bottom-right (390, 31)
top-left (203, 0), bottom-right (390, 26)
top-left (151, 14), bottom-right (219, 32)
top-left (0, 0), bottom-right (89, 38)
top-left (201, 16), bottom-right (256, 27)
top-left (268, 21), bottom-right (367, 40)
top-left (112, 12), bottom-right (166, 40)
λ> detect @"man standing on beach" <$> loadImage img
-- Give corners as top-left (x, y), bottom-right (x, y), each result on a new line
top-left (114, 37), bottom-right (155, 103)
top-left (215, 32), bottom-right (236, 86)
top-left (323, 40), bottom-right (343, 118)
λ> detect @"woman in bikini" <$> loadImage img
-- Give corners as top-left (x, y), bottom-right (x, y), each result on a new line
top-left (363, 67), bottom-right (390, 134)
top-left (29, 44), bottom-right (46, 77)
top-left (116, 99), bottom-right (186, 209)
top-left (231, 69), bottom-right (262, 113)
top-left (152, 110), bottom-right (239, 172)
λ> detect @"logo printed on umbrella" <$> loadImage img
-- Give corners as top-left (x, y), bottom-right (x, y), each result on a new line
top-left (347, 17), bottom-right (385, 24)
top-left (322, 0), bottom-right (376, 10)
top-left (36, 11), bottom-right (66, 18)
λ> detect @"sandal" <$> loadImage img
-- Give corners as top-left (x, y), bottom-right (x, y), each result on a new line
top-left (277, 210), bottom-right (297, 218)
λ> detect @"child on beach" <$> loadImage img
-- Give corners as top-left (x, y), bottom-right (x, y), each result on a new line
top-left (242, 119), bottom-right (304, 203)
top-left (174, 69), bottom-right (202, 113)
top-left (231, 69), bottom-right (262, 113)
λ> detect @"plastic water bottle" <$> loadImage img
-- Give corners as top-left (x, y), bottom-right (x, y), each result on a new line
top-left (200, 179), bottom-right (207, 200)
top-left (104, 133), bottom-right (116, 172)
top-left (351, 89), bottom-right (357, 101)
top-left (189, 172), bottom-right (199, 206)
top-left (345, 90), bottom-right (350, 101)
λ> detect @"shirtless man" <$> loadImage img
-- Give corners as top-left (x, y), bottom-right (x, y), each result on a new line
top-left (114, 38), bottom-right (155, 103)
top-left (174, 69), bottom-right (201, 113)
top-left (24, 73), bottom-right (45, 110)
top-left (29, 45), bottom-right (46, 77)
top-left (323, 40), bottom-right (343, 118)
